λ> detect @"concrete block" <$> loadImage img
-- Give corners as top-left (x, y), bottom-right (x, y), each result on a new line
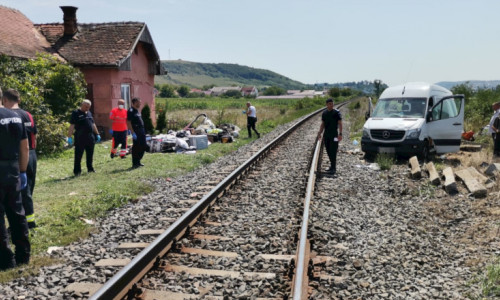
top-left (409, 156), bottom-right (421, 179)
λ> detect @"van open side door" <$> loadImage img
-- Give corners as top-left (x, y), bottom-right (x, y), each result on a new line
top-left (426, 95), bottom-right (465, 154)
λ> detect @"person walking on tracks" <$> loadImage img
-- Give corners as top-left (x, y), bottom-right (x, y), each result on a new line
top-left (0, 87), bottom-right (31, 271)
top-left (246, 102), bottom-right (260, 138)
top-left (317, 98), bottom-right (343, 175)
top-left (67, 99), bottom-right (101, 176)
top-left (127, 98), bottom-right (147, 168)
top-left (2, 89), bottom-right (38, 229)
top-left (109, 99), bottom-right (128, 159)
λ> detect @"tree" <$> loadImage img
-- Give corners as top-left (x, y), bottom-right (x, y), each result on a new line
top-left (222, 89), bottom-right (241, 98)
top-left (141, 103), bottom-right (155, 134)
top-left (156, 108), bottom-right (167, 133)
top-left (177, 85), bottom-right (190, 97)
top-left (328, 87), bottom-right (340, 98)
top-left (159, 84), bottom-right (176, 98)
top-left (44, 61), bottom-right (87, 121)
top-left (263, 86), bottom-right (285, 96)
top-left (0, 53), bottom-right (87, 154)
top-left (374, 79), bottom-right (383, 97)
top-left (340, 87), bottom-right (352, 97)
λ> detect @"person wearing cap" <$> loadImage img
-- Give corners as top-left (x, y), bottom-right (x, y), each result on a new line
top-left (2, 89), bottom-right (38, 229)
top-left (0, 86), bottom-right (31, 270)
top-left (67, 99), bottom-right (101, 176)
top-left (317, 98), bottom-right (343, 175)
top-left (109, 99), bottom-right (128, 159)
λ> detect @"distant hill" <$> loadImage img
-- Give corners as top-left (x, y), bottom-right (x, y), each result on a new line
top-left (156, 60), bottom-right (307, 89)
top-left (436, 80), bottom-right (500, 90)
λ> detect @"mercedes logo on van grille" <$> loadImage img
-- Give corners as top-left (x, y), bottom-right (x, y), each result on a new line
top-left (382, 131), bottom-right (390, 139)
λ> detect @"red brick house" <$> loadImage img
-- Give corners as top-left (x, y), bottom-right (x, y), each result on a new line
top-left (0, 5), bottom-right (164, 137)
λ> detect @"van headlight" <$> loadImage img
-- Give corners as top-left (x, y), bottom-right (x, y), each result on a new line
top-left (406, 128), bottom-right (421, 139)
top-left (362, 128), bottom-right (370, 138)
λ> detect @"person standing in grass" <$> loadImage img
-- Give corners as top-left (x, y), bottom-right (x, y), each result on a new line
top-left (317, 98), bottom-right (343, 175)
top-left (246, 102), bottom-right (260, 138)
top-left (127, 98), bottom-right (147, 168)
top-left (109, 99), bottom-right (128, 159)
top-left (0, 87), bottom-right (31, 271)
top-left (2, 89), bottom-right (38, 229)
top-left (67, 99), bottom-right (101, 176)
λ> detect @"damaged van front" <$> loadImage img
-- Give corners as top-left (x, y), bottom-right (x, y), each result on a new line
top-left (361, 82), bottom-right (465, 160)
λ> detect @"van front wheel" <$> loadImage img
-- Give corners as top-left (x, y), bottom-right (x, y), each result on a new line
top-left (418, 143), bottom-right (430, 162)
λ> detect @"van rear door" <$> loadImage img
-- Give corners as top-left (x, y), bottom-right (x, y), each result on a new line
top-left (426, 95), bottom-right (465, 153)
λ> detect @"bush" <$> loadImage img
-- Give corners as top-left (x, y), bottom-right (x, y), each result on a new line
top-left (156, 108), bottom-right (167, 133)
top-left (141, 104), bottom-right (155, 134)
top-left (177, 85), bottom-right (190, 98)
top-left (263, 86), bottom-right (285, 96)
top-left (375, 153), bottom-right (394, 170)
top-left (222, 89), bottom-right (241, 98)
top-left (0, 53), bottom-right (87, 155)
top-left (158, 84), bottom-right (177, 98)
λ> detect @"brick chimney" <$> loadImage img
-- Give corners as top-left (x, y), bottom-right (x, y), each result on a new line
top-left (60, 6), bottom-right (78, 36)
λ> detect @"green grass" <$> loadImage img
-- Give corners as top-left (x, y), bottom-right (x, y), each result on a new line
top-left (375, 153), bottom-right (395, 170)
top-left (481, 257), bottom-right (500, 298)
top-left (0, 103), bottom-right (322, 282)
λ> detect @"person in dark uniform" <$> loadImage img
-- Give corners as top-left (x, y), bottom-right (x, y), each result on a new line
top-left (317, 98), bottom-right (343, 175)
top-left (127, 98), bottom-right (147, 168)
top-left (67, 100), bottom-right (101, 176)
top-left (0, 87), bottom-right (31, 271)
top-left (2, 89), bottom-right (38, 229)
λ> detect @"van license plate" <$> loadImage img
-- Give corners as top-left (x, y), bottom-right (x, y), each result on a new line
top-left (379, 147), bottom-right (395, 153)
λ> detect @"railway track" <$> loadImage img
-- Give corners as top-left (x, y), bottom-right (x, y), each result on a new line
top-left (3, 96), bottom-right (486, 299)
top-left (83, 100), bottom-right (355, 299)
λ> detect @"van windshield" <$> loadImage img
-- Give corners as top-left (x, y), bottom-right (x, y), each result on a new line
top-left (372, 97), bottom-right (427, 118)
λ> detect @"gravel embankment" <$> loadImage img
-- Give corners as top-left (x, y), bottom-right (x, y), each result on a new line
top-left (309, 109), bottom-right (498, 299)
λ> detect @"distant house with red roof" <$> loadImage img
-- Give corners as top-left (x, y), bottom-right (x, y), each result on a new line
top-left (0, 5), bottom-right (164, 137)
top-left (241, 86), bottom-right (259, 97)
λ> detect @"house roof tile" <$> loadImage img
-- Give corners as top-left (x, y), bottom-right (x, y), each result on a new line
top-left (36, 22), bottom-right (148, 67)
top-left (0, 5), bottom-right (53, 59)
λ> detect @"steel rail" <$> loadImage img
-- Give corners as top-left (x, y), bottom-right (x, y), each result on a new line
top-left (292, 138), bottom-right (321, 299)
top-left (90, 106), bottom-right (325, 300)
top-left (291, 100), bottom-right (354, 299)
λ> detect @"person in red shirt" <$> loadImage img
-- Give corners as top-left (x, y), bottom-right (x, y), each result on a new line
top-left (109, 99), bottom-right (128, 159)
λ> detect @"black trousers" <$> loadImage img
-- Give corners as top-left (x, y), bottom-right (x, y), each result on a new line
top-left (247, 116), bottom-right (259, 137)
top-left (74, 137), bottom-right (95, 174)
top-left (132, 129), bottom-right (147, 166)
top-left (21, 149), bottom-right (37, 223)
top-left (494, 133), bottom-right (500, 155)
top-left (0, 162), bottom-right (30, 270)
top-left (112, 131), bottom-right (127, 150)
top-left (324, 137), bottom-right (339, 171)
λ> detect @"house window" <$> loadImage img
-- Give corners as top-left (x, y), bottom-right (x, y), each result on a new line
top-left (121, 84), bottom-right (131, 109)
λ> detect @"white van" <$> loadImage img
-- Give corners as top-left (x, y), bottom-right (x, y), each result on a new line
top-left (361, 82), bottom-right (465, 159)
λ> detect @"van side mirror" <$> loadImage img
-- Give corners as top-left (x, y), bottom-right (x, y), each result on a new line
top-left (365, 112), bottom-right (370, 120)
top-left (426, 111), bottom-right (432, 122)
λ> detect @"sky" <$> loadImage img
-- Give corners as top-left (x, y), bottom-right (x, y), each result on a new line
top-left (2, 0), bottom-right (500, 86)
